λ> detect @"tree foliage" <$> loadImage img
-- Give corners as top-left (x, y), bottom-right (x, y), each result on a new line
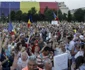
top-left (62, 13), bottom-right (67, 21)
top-left (74, 9), bottom-right (85, 22)
top-left (44, 8), bottom-right (54, 21)
top-left (21, 13), bottom-right (28, 22)
top-left (1, 6), bottom-right (85, 23)
top-left (67, 11), bottom-right (72, 22)
top-left (10, 11), bottom-right (16, 21)
top-left (15, 10), bottom-right (22, 22)
top-left (1, 13), bottom-right (6, 23)
top-left (28, 7), bottom-right (37, 15)
top-left (58, 9), bottom-right (63, 21)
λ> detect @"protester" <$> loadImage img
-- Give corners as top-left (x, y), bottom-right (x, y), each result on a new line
top-left (43, 58), bottom-right (53, 70)
top-left (36, 46), bottom-right (52, 69)
top-left (17, 51), bottom-right (29, 70)
top-left (0, 21), bottom-right (85, 70)
top-left (75, 56), bottom-right (85, 70)
top-left (22, 55), bottom-right (42, 70)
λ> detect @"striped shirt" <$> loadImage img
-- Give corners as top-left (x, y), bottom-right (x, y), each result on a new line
top-left (37, 53), bottom-right (51, 68)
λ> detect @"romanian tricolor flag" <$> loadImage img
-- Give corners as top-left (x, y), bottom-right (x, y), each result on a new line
top-left (53, 12), bottom-right (59, 21)
top-left (8, 22), bottom-right (16, 35)
top-left (10, 29), bottom-right (16, 35)
top-left (8, 22), bottom-right (13, 32)
top-left (28, 19), bottom-right (31, 28)
top-left (53, 12), bottom-right (57, 20)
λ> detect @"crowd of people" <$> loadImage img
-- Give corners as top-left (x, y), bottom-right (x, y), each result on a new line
top-left (0, 21), bottom-right (85, 70)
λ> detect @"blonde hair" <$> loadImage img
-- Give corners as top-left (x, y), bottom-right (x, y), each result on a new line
top-left (21, 51), bottom-right (28, 59)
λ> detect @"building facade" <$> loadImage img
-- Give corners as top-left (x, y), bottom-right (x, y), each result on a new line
top-left (0, 2), bottom-right (59, 17)
top-left (58, 2), bottom-right (69, 14)
top-left (0, 2), bottom-right (69, 17)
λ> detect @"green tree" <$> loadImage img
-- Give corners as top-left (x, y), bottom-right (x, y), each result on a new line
top-left (62, 13), bottom-right (67, 20)
top-left (38, 12), bottom-right (45, 21)
top-left (10, 11), bottom-right (16, 21)
top-left (58, 9), bottom-right (63, 21)
top-left (28, 7), bottom-right (37, 22)
top-left (67, 11), bottom-right (72, 22)
top-left (1, 13), bottom-right (6, 23)
top-left (71, 15), bottom-right (75, 22)
top-left (44, 8), bottom-right (54, 21)
top-left (21, 13), bottom-right (28, 22)
top-left (84, 10), bottom-right (85, 22)
top-left (74, 9), bottom-right (84, 22)
top-left (15, 10), bottom-right (22, 22)
top-left (28, 7), bottom-right (37, 15)
top-left (44, 6), bottom-right (49, 13)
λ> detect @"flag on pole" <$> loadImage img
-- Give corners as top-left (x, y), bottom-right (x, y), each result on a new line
top-left (53, 12), bottom-right (57, 20)
top-left (8, 22), bottom-right (16, 35)
top-left (28, 19), bottom-right (32, 28)
top-left (12, 29), bottom-right (16, 34)
top-left (53, 12), bottom-right (59, 21)
top-left (10, 29), bottom-right (16, 35)
top-left (27, 15), bottom-right (33, 28)
top-left (8, 22), bottom-right (13, 32)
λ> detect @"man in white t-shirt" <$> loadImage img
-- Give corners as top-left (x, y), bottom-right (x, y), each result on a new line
top-left (69, 40), bottom-right (75, 51)
top-left (55, 43), bottom-right (72, 69)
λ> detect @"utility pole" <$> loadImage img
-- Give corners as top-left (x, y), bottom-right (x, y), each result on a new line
top-left (0, 2), bottom-right (1, 22)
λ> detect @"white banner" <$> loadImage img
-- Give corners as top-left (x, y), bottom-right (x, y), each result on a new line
top-left (51, 21), bottom-right (59, 26)
top-left (54, 53), bottom-right (68, 70)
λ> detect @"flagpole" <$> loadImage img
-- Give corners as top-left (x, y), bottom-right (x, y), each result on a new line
top-left (55, 1), bottom-right (58, 18)
top-left (0, 2), bottom-right (1, 21)
top-left (57, 2), bottom-right (59, 18)
top-left (9, 3), bottom-right (10, 22)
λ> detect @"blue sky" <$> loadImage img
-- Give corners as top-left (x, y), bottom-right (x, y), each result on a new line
top-left (0, 0), bottom-right (85, 10)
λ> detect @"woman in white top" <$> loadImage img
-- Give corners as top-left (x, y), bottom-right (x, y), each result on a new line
top-left (75, 43), bottom-right (84, 59)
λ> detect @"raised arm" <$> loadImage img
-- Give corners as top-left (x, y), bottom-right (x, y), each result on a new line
top-left (10, 54), bottom-right (18, 70)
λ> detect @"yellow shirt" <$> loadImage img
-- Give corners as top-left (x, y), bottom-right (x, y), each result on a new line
top-left (73, 29), bottom-right (76, 33)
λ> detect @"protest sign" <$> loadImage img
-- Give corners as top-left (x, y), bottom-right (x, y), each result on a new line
top-left (51, 21), bottom-right (59, 26)
top-left (54, 53), bottom-right (68, 70)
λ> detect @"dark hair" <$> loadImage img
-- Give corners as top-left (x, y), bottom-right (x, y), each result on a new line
top-left (75, 56), bottom-right (84, 69)
top-left (15, 43), bottom-right (22, 51)
top-left (80, 43), bottom-right (84, 49)
top-left (43, 47), bottom-right (51, 51)
top-left (21, 40), bottom-right (26, 47)
top-left (67, 35), bottom-right (73, 41)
